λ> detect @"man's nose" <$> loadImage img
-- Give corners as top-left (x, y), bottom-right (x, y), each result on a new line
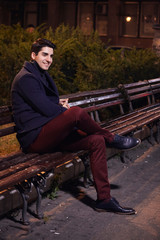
top-left (46, 56), bottom-right (52, 62)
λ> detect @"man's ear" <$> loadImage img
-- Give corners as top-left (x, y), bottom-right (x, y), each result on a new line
top-left (31, 52), bottom-right (36, 60)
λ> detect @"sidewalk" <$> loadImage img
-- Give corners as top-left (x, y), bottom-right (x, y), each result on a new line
top-left (0, 140), bottom-right (160, 240)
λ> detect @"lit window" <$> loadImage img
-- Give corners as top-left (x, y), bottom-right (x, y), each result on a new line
top-left (78, 3), bottom-right (94, 35)
top-left (120, 3), bottom-right (139, 37)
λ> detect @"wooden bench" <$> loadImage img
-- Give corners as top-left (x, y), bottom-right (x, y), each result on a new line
top-left (0, 79), bottom-right (160, 224)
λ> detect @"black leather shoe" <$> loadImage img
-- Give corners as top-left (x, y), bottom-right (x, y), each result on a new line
top-left (108, 134), bottom-right (141, 150)
top-left (94, 197), bottom-right (137, 215)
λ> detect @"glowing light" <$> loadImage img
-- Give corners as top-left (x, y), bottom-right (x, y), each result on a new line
top-left (126, 16), bottom-right (131, 22)
top-left (86, 17), bottom-right (90, 21)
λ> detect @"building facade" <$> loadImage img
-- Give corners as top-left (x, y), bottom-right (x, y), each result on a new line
top-left (0, 0), bottom-right (160, 48)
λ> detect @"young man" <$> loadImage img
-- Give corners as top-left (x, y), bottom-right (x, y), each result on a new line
top-left (11, 38), bottom-right (140, 215)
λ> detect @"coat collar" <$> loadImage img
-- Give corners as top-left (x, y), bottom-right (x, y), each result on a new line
top-left (23, 61), bottom-right (45, 79)
top-left (23, 61), bottom-right (59, 96)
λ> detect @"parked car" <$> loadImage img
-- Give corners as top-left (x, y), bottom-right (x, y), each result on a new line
top-left (106, 45), bottom-right (132, 51)
top-left (105, 45), bottom-right (133, 57)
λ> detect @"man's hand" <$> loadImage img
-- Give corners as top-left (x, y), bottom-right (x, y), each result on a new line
top-left (59, 98), bottom-right (70, 109)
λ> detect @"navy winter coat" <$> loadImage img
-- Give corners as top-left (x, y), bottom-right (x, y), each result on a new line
top-left (11, 61), bottom-right (66, 151)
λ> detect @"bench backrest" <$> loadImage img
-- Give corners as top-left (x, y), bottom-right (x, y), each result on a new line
top-left (148, 78), bottom-right (160, 104)
top-left (122, 80), bottom-right (154, 112)
top-left (0, 106), bottom-right (14, 138)
top-left (61, 87), bottom-right (125, 122)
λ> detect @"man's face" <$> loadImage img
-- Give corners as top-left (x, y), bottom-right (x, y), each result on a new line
top-left (31, 46), bottom-right (53, 70)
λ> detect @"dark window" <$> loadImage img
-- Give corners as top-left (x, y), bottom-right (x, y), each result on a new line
top-left (96, 3), bottom-right (108, 36)
top-left (39, 3), bottom-right (48, 24)
top-left (140, 2), bottom-right (159, 37)
top-left (63, 1), bottom-right (108, 36)
top-left (62, 2), bottom-right (76, 27)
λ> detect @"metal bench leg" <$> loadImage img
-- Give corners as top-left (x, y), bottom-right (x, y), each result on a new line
top-left (21, 191), bottom-right (29, 225)
top-left (120, 151), bottom-right (131, 164)
top-left (90, 111), bottom-right (95, 121)
top-left (156, 120), bottom-right (160, 144)
top-left (120, 132), bottom-right (135, 163)
top-left (35, 185), bottom-right (43, 219)
top-left (15, 181), bottom-right (31, 225)
top-left (80, 153), bottom-right (94, 188)
top-left (32, 174), bottom-right (47, 219)
top-left (148, 123), bottom-right (155, 145)
top-left (120, 151), bottom-right (125, 163)
top-left (95, 110), bottom-right (101, 123)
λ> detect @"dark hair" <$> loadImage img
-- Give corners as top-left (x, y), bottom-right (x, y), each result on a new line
top-left (31, 38), bottom-right (56, 55)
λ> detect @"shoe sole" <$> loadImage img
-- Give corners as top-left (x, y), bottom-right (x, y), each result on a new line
top-left (94, 207), bottom-right (137, 215)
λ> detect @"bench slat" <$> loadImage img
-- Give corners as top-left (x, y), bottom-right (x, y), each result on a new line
top-left (105, 109), bottom-right (160, 134)
top-left (127, 86), bottom-right (151, 95)
top-left (0, 151), bottom-right (84, 191)
top-left (123, 80), bottom-right (149, 88)
top-left (84, 99), bottom-right (124, 112)
top-left (0, 115), bottom-right (13, 126)
top-left (69, 93), bottom-right (122, 107)
top-left (60, 88), bottom-right (118, 100)
top-left (0, 126), bottom-right (15, 137)
top-left (0, 153), bottom-right (40, 172)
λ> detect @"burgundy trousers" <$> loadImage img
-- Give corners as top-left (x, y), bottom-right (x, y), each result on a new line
top-left (28, 106), bottom-right (114, 201)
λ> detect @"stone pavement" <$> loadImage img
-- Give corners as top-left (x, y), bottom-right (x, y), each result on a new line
top-left (0, 140), bottom-right (160, 240)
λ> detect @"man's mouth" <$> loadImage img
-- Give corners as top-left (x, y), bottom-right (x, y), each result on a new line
top-left (43, 62), bottom-right (50, 67)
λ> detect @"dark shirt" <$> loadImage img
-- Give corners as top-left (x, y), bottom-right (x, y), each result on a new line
top-left (11, 61), bottom-right (67, 152)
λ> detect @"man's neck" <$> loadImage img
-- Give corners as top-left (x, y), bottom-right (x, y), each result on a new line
top-left (32, 60), bottom-right (46, 74)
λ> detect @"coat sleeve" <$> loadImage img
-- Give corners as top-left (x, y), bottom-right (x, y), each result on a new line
top-left (17, 74), bottom-right (66, 117)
